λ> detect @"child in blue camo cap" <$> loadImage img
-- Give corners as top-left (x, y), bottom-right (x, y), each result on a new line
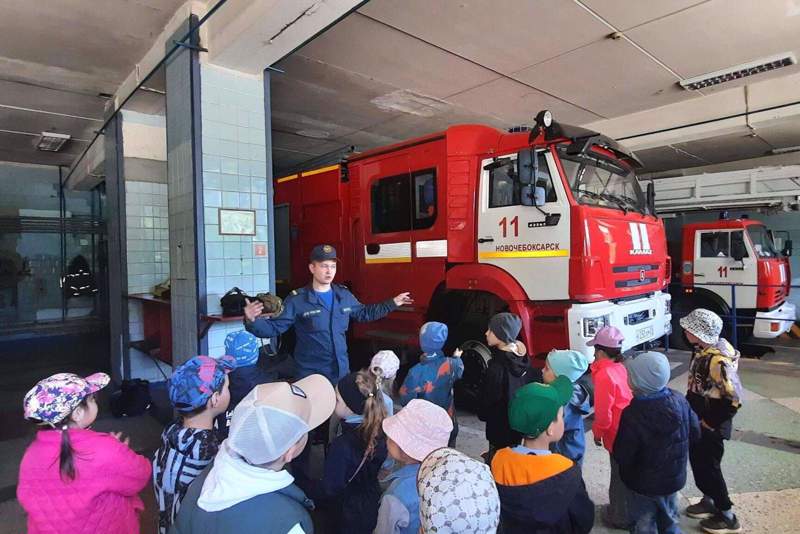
top-left (215, 330), bottom-right (278, 439)
top-left (153, 355), bottom-right (235, 534)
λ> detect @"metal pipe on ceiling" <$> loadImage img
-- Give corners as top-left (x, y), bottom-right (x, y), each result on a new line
top-left (0, 103), bottom-right (103, 122)
top-left (0, 128), bottom-right (91, 142)
top-left (62, 0), bottom-right (231, 188)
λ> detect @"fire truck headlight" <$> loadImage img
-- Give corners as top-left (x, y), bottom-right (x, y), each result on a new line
top-left (583, 315), bottom-right (611, 338)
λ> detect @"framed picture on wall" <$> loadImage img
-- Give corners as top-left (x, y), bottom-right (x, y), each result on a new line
top-left (218, 208), bottom-right (256, 236)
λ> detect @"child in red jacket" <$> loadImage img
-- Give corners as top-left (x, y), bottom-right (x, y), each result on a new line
top-left (18, 372), bottom-right (151, 534)
top-left (589, 326), bottom-right (633, 529)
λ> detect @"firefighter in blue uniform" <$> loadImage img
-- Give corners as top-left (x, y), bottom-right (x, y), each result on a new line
top-left (243, 244), bottom-right (412, 384)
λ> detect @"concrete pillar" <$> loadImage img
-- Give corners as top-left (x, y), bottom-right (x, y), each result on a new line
top-left (165, 18), bottom-right (204, 366)
top-left (164, 21), bottom-right (273, 362)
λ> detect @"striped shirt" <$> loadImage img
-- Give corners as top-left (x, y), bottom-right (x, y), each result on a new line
top-left (153, 421), bottom-right (221, 534)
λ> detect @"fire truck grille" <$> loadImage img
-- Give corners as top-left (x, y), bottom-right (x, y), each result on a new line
top-left (625, 310), bottom-right (651, 326)
top-left (616, 277), bottom-right (658, 288)
top-left (612, 263), bottom-right (660, 273)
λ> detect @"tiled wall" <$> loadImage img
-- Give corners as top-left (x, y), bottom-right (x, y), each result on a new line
top-left (200, 64), bottom-right (271, 356)
top-left (126, 180), bottom-right (169, 370)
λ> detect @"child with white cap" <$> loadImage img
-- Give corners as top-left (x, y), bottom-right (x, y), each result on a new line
top-left (375, 399), bottom-right (453, 534)
top-left (680, 309), bottom-right (743, 534)
top-left (371, 350), bottom-right (400, 416)
top-left (615, 351), bottom-right (701, 534)
top-left (170, 375), bottom-right (335, 534)
top-left (417, 448), bottom-right (500, 534)
top-left (543, 349), bottom-right (591, 466)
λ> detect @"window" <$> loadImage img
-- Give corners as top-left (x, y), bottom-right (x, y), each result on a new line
top-left (699, 231), bottom-right (749, 258)
top-left (730, 230), bottom-right (749, 259)
top-left (700, 232), bottom-right (730, 257)
top-left (559, 148), bottom-right (648, 214)
top-left (746, 225), bottom-right (778, 258)
top-left (371, 169), bottom-right (437, 234)
top-left (413, 171), bottom-right (436, 230)
top-left (488, 151), bottom-right (555, 208)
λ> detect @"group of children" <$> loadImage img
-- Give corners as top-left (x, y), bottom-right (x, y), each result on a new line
top-left (16, 307), bottom-right (743, 534)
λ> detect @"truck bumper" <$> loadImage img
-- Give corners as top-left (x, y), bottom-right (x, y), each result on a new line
top-left (753, 302), bottom-right (797, 338)
top-left (567, 292), bottom-right (672, 358)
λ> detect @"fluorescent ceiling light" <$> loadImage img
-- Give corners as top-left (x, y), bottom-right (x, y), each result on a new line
top-left (679, 53), bottom-right (797, 91)
top-left (37, 132), bottom-right (71, 152)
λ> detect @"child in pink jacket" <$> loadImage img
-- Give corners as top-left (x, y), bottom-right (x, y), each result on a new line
top-left (588, 326), bottom-right (633, 529)
top-left (18, 372), bottom-right (152, 534)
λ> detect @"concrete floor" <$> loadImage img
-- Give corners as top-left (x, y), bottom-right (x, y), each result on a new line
top-left (1, 339), bottom-right (799, 533)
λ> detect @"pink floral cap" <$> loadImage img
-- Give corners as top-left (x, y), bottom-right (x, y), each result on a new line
top-left (23, 372), bottom-right (110, 425)
top-left (382, 399), bottom-right (453, 461)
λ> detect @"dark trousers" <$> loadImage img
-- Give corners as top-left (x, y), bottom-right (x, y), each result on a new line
top-left (448, 416), bottom-right (459, 448)
top-left (689, 427), bottom-right (733, 511)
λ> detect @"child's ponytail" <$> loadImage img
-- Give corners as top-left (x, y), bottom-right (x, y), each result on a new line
top-left (52, 396), bottom-right (90, 482)
top-left (59, 424), bottom-right (76, 481)
top-left (355, 370), bottom-right (386, 459)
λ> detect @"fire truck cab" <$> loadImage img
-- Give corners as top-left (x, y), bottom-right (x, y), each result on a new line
top-left (669, 217), bottom-right (795, 346)
top-left (274, 112), bottom-right (672, 371)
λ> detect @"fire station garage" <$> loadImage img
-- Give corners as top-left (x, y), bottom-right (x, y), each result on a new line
top-left (0, 1), bottom-right (799, 533)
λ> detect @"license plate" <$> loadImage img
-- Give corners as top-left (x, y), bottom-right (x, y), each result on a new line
top-left (636, 326), bottom-right (654, 342)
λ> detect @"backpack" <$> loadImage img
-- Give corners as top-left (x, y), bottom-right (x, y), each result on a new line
top-left (220, 287), bottom-right (251, 316)
top-left (110, 379), bottom-right (152, 417)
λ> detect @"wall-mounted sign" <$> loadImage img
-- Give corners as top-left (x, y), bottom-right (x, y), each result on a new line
top-left (218, 208), bottom-right (256, 236)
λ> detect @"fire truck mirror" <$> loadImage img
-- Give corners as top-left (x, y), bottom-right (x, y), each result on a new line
top-left (783, 239), bottom-right (793, 257)
top-left (518, 149), bottom-right (534, 184)
top-left (731, 240), bottom-right (746, 262)
top-left (522, 185), bottom-right (546, 207)
top-left (646, 182), bottom-right (656, 215)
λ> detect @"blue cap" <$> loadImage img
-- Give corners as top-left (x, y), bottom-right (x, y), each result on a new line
top-left (225, 330), bottom-right (260, 367)
top-left (310, 244), bottom-right (337, 262)
top-left (420, 322), bottom-right (448, 354)
top-left (169, 355), bottom-right (236, 412)
top-left (546, 350), bottom-right (589, 382)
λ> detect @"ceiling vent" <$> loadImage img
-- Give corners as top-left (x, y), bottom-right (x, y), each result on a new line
top-left (679, 53), bottom-right (796, 91)
top-left (36, 132), bottom-right (71, 152)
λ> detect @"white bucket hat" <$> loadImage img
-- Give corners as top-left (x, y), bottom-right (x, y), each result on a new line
top-left (679, 308), bottom-right (723, 345)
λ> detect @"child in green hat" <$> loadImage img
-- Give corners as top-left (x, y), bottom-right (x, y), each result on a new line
top-left (490, 377), bottom-right (594, 533)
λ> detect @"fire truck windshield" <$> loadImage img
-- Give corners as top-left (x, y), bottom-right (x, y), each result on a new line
top-left (747, 224), bottom-right (779, 257)
top-left (558, 148), bottom-right (648, 215)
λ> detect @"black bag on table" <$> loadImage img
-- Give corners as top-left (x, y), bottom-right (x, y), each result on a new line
top-left (221, 287), bottom-right (251, 316)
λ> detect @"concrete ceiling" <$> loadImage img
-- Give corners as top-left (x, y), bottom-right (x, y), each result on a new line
top-left (270, 0), bottom-right (800, 175)
top-left (0, 0), bottom-right (185, 166)
top-left (1, 0), bottom-right (800, 177)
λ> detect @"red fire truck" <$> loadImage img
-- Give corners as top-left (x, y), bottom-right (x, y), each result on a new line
top-left (668, 217), bottom-right (795, 348)
top-left (273, 111), bottom-right (672, 379)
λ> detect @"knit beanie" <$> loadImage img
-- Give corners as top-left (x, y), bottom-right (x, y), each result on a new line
top-left (420, 322), bottom-right (448, 355)
top-left (625, 351), bottom-right (671, 396)
top-left (488, 312), bottom-right (522, 344)
top-left (546, 350), bottom-right (589, 383)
